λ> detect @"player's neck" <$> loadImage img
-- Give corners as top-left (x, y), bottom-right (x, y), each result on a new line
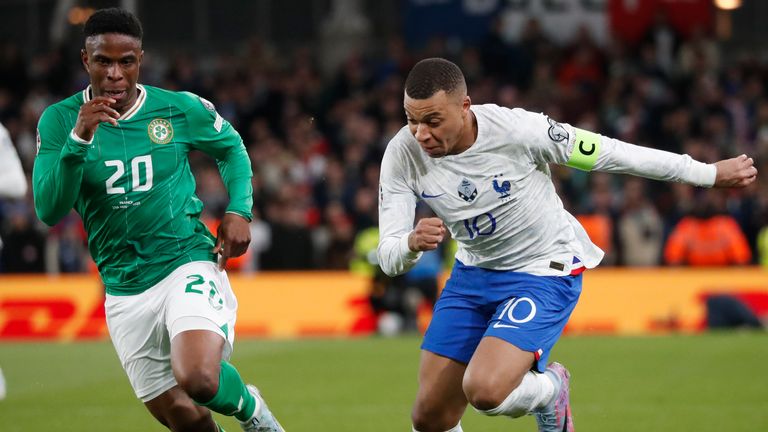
top-left (452, 110), bottom-right (478, 155)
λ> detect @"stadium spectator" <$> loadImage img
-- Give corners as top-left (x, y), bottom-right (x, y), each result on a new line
top-left (1, 203), bottom-right (45, 273)
top-left (616, 178), bottom-right (664, 266)
top-left (664, 189), bottom-right (752, 266)
top-left (575, 173), bottom-right (618, 265)
top-left (758, 224), bottom-right (768, 268)
top-left (44, 212), bottom-right (89, 273)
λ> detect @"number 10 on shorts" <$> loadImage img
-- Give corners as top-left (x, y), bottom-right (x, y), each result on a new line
top-left (493, 296), bottom-right (537, 329)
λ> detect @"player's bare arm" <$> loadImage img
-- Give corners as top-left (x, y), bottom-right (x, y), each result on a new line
top-left (73, 96), bottom-right (120, 141)
top-left (213, 212), bottom-right (251, 270)
top-left (408, 217), bottom-right (446, 252)
top-left (713, 154), bottom-right (758, 188)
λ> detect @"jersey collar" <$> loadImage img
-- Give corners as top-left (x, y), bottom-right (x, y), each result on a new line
top-left (82, 84), bottom-right (147, 121)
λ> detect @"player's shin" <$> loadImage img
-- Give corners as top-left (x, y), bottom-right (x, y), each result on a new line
top-left (476, 371), bottom-right (556, 418)
top-left (198, 361), bottom-right (258, 422)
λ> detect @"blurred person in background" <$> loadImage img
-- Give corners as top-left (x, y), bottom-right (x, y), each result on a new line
top-left (664, 188), bottom-right (752, 266)
top-left (377, 58), bottom-right (757, 432)
top-left (31, 8), bottom-right (283, 432)
top-left (574, 173), bottom-right (617, 265)
top-left (616, 178), bottom-right (663, 266)
top-left (261, 195), bottom-right (314, 270)
top-left (359, 204), bottom-right (442, 336)
top-left (0, 202), bottom-right (45, 273)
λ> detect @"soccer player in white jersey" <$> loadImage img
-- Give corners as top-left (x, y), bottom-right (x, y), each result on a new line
top-left (377, 58), bottom-right (757, 432)
top-left (0, 120), bottom-right (28, 401)
top-left (0, 121), bottom-right (27, 201)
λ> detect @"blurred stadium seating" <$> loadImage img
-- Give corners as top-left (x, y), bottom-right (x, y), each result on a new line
top-left (0, 0), bottom-right (766, 275)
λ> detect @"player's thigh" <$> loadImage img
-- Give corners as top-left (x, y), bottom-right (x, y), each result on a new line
top-left (105, 284), bottom-right (176, 402)
top-left (483, 273), bottom-right (582, 373)
top-left (144, 385), bottom-right (216, 432)
top-left (166, 261), bottom-right (238, 361)
top-left (463, 336), bottom-right (535, 402)
top-left (412, 350), bottom-right (468, 429)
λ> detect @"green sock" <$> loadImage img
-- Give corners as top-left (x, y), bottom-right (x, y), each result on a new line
top-left (199, 361), bottom-right (257, 422)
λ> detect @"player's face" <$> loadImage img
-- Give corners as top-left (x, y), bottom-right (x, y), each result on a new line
top-left (404, 90), bottom-right (472, 158)
top-left (81, 33), bottom-right (143, 115)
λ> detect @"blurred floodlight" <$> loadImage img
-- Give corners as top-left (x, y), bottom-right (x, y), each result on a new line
top-left (714, 0), bottom-right (742, 10)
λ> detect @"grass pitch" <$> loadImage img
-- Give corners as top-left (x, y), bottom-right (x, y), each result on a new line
top-left (1, 333), bottom-right (766, 431)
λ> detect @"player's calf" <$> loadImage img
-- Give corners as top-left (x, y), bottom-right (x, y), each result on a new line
top-left (145, 391), bottom-right (219, 432)
top-left (411, 397), bottom-right (465, 432)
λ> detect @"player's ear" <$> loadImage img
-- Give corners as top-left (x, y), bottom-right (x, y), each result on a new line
top-left (462, 95), bottom-right (471, 115)
top-left (80, 48), bottom-right (89, 72)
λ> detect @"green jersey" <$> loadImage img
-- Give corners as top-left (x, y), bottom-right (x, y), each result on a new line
top-left (33, 84), bottom-right (253, 295)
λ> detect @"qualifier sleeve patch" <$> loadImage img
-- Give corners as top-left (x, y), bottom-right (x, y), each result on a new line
top-left (567, 128), bottom-right (601, 171)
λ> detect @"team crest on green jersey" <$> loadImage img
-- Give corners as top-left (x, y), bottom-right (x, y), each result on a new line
top-left (148, 118), bottom-right (174, 144)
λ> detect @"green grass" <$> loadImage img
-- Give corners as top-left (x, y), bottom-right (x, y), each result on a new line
top-left (1, 333), bottom-right (767, 431)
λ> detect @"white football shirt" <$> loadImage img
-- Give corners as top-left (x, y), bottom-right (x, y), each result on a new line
top-left (377, 104), bottom-right (715, 277)
top-left (0, 122), bottom-right (27, 199)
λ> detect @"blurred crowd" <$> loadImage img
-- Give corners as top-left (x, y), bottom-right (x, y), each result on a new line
top-left (0, 16), bottom-right (767, 275)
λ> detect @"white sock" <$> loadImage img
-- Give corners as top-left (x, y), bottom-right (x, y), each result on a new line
top-left (412, 422), bottom-right (463, 432)
top-left (477, 371), bottom-right (557, 418)
top-left (0, 367), bottom-right (6, 400)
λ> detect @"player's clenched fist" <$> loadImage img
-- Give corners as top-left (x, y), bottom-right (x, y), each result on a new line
top-left (713, 154), bottom-right (758, 188)
top-left (73, 96), bottom-right (121, 141)
top-left (408, 217), bottom-right (446, 252)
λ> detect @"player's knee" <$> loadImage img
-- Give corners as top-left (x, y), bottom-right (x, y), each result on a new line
top-left (174, 368), bottom-right (219, 403)
top-left (462, 374), bottom-right (512, 412)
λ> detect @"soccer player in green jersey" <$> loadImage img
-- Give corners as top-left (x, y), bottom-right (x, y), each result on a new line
top-left (32, 8), bottom-right (284, 432)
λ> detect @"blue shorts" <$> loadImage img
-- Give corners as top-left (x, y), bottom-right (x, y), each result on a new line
top-left (421, 260), bottom-right (582, 372)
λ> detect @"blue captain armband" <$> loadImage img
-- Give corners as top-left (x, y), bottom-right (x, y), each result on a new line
top-left (566, 128), bottom-right (601, 171)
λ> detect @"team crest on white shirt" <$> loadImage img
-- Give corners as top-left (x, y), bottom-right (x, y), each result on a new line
top-left (457, 178), bottom-right (478, 202)
top-left (492, 175), bottom-right (511, 199)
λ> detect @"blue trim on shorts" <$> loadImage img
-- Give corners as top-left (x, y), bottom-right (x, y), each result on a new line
top-left (421, 259), bottom-right (582, 372)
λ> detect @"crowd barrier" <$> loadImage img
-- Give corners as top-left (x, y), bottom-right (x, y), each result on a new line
top-left (0, 268), bottom-right (766, 341)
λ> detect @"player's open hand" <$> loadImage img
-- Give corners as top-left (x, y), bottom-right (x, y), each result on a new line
top-left (213, 213), bottom-right (251, 270)
top-left (73, 96), bottom-right (121, 141)
top-left (713, 154), bottom-right (758, 188)
top-left (408, 217), bottom-right (446, 252)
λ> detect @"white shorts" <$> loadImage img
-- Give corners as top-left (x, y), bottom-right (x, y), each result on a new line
top-left (105, 261), bottom-right (238, 402)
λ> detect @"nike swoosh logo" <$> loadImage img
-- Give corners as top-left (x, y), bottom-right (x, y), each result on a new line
top-left (492, 322), bottom-right (519, 329)
top-left (421, 191), bottom-right (446, 199)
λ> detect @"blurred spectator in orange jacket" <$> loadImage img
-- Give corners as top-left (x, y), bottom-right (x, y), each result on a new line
top-left (664, 189), bottom-right (752, 266)
top-left (617, 178), bottom-right (663, 266)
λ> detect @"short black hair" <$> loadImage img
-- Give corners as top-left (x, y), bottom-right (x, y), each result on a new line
top-left (405, 58), bottom-right (466, 99)
top-left (84, 7), bottom-right (143, 41)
